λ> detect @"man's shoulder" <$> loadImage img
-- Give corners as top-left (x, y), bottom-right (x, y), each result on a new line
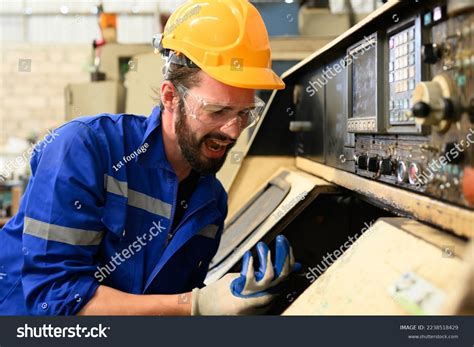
top-left (42, 112), bottom-right (150, 163)
top-left (68, 112), bottom-right (147, 132)
top-left (53, 113), bottom-right (149, 148)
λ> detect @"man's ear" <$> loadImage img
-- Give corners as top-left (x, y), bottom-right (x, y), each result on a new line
top-left (161, 81), bottom-right (177, 113)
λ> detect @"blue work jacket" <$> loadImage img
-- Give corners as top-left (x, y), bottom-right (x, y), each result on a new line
top-left (0, 106), bottom-right (228, 315)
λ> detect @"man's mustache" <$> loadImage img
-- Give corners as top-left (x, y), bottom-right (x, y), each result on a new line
top-left (202, 133), bottom-right (237, 146)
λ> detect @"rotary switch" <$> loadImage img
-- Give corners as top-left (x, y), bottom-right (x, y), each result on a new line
top-left (411, 73), bottom-right (460, 133)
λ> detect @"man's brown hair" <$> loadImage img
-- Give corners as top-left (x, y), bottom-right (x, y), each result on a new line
top-left (154, 63), bottom-right (201, 110)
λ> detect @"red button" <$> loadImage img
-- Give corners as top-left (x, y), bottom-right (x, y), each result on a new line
top-left (462, 167), bottom-right (474, 205)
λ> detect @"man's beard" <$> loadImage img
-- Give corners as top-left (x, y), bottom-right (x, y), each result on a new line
top-left (175, 107), bottom-right (235, 175)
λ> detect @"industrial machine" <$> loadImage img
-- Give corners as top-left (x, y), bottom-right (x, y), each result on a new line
top-left (64, 43), bottom-right (153, 120)
top-left (207, 0), bottom-right (474, 315)
top-left (64, 4), bottom-right (156, 120)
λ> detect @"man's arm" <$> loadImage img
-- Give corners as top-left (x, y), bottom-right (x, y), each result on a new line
top-left (80, 235), bottom-right (300, 316)
top-left (78, 286), bottom-right (191, 315)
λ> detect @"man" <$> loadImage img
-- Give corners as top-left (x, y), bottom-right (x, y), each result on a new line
top-left (0, 0), bottom-right (298, 316)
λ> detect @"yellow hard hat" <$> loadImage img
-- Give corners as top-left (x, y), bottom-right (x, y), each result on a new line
top-left (157, 0), bottom-right (284, 90)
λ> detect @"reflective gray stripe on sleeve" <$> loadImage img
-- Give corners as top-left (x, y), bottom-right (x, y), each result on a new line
top-left (105, 174), bottom-right (128, 197)
top-left (128, 189), bottom-right (172, 219)
top-left (197, 224), bottom-right (219, 239)
top-left (24, 217), bottom-right (104, 246)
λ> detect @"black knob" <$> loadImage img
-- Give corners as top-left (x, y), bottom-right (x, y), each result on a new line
top-left (380, 158), bottom-right (393, 175)
top-left (357, 155), bottom-right (368, 170)
top-left (442, 98), bottom-right (455, 120)
top-left (422, 43), bottom-right (442, 64)
top-left (412, 101), bottom-right (431, 118)
top-left (368, 156), bottom-right (379, 172)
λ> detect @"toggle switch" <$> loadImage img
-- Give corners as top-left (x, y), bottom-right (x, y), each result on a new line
top-left (367, 156), bottom-right (379, 172)
top-left (379, 158), bottom-right (394, 175)
top-left (357, 154), bottom-right (368, 170)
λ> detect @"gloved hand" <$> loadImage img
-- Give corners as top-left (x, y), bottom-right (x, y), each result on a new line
top-left (191, 235), bottom-right (301, 315)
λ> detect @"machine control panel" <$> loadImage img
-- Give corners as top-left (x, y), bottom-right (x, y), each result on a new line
top-left (347, 2), bottom-right (473, 208)
top-left (388, 24), bottom-right (418, 126)
top-left (291, 0), bottom-right (474, 208)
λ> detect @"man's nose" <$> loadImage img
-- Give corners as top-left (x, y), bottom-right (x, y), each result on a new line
top-left (219, 117), bottom-right (243, 139)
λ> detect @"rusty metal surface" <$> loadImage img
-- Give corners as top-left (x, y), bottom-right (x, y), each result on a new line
top-left (297, 157), bottom-right (473, 238)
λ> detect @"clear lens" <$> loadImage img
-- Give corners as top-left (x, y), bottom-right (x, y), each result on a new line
top-left (176, 85), bottom-right (265, 129)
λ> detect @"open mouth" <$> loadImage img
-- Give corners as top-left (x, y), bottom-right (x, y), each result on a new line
top-left (204, 138), bottom-right (230, 152)
top-left (202, 137), bottom-right (234, 159)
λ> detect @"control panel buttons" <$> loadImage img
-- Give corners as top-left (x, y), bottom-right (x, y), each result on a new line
top-left (347, 119), bottom-right (377, 133)
top-left (357, 155), bottom-right (368, 170)
top-left (389, 25), bottom-right (418, 125)
top-left (368, 156), bottom-right (379, 172)
top-left (397, 161), bottom-right (408, 183)
top-left (408, 162), bottom-right (422, 185)
top-left (380, 158), bottom-right (394, 175)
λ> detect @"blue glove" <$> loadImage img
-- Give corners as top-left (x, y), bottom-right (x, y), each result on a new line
top-left (191, 235), bottom-right (301, 315)
top-left (231, 235), bottom-right (301, 298)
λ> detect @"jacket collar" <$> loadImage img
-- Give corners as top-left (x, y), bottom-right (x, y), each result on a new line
top-left (137, 106), bottom-right (177, 173)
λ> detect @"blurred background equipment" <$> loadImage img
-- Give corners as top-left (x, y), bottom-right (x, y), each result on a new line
top-left (65, 2), bottom-right (150, 119)
top-left (64, 43), bottom-right (152, 119)
top-left (0, 0), bottom-right (378, 148)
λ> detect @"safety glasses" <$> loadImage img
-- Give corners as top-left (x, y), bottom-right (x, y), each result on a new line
top-left (175, 85), bottom-right (265, 130)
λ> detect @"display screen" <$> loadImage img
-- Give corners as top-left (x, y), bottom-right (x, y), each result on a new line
top-left (351, 42), bottom-right (377, 118)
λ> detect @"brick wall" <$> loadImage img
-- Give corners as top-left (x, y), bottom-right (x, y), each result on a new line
top-left (0, 44), bottom-right (90, 149)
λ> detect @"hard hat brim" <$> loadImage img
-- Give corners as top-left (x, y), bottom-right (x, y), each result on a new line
top-left (203, 65), bottom-right (285, 90)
